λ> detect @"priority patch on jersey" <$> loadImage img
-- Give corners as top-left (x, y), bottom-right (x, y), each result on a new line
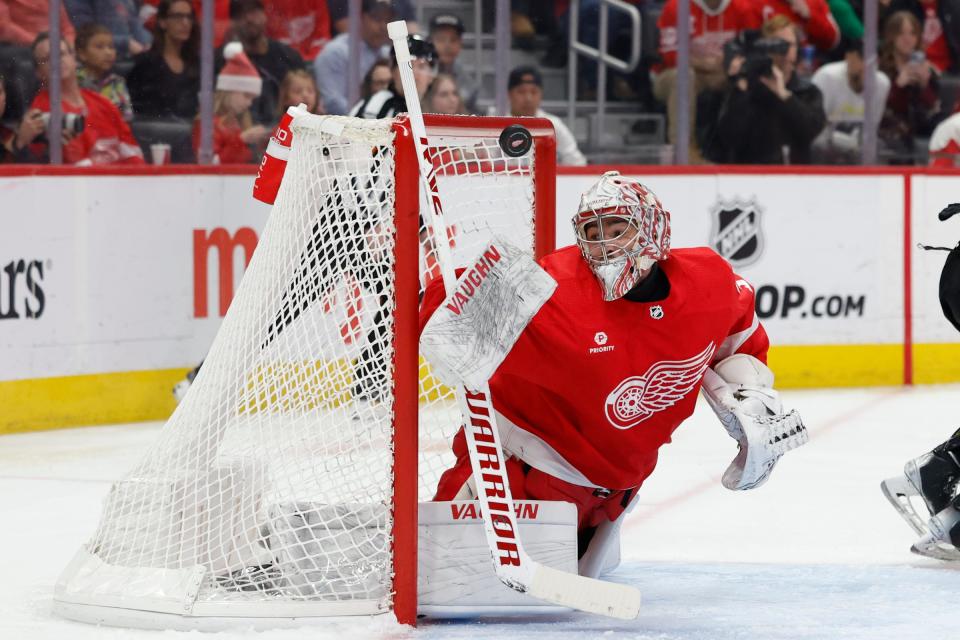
top-left (603, 343), bottom-right (715, 429)
top-left (589, 331), bottom-right (615, 354)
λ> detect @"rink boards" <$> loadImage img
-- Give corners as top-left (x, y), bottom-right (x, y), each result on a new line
top-left (1, 165), bottom-right (958, 433)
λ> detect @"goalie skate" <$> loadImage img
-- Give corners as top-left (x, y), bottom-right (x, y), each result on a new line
top-left (911, 506), bottom-right (960, 561)
top-left (880, 462), bottom-right (932, 537)
top-left (882, 455), bottom-right (960, 560)
top-left (882, 450), bottom-right (960, 536)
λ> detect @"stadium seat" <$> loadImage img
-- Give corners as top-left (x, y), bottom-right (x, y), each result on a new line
top-left (113, 59), bottom-right (135, 80)
top-left (130, 118), bottom-right (195, 164)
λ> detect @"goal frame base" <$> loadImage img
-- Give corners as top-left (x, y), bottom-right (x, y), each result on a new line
top-left (52, 601), bottom-right (394, 632)
top-left (54, 600), bottom-right (576, 631)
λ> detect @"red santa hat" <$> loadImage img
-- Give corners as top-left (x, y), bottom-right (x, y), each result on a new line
top-left (929, 113), bottom-right (960, 167)
top-left (217, 42), bottom-right (262, 96)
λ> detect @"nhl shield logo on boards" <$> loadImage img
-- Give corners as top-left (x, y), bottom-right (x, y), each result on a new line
top-left (709, 199), bottom-right (764, 267)
top-left (649, 305), bottom-right (664, 319)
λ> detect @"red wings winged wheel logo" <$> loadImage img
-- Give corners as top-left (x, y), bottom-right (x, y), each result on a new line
top-left (604, 343), bottom-right (716, 430)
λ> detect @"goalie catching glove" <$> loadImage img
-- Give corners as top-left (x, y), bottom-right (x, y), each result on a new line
top-left (420, 236), bottom-right (557, 389)
top-left (700, 354), bottom-right (808, 491)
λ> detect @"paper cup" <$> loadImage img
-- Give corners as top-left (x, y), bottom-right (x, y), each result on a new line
top-left (150, 143), bottom-right (171, 165)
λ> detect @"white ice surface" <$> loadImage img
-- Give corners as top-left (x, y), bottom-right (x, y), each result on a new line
top-left (2, 385), bottom-right (959, 639)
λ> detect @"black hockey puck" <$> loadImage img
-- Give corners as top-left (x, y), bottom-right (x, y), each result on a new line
top-left (499, 124), bottom-right (533, 158)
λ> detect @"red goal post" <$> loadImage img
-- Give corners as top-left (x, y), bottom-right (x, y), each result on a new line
top-left (391, 113), bottom-right (556, 624)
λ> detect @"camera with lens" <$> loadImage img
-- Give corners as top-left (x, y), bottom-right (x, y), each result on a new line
top-left (723, 29), bottom-right (792, 85)
top-left (39, 112), bottom-right (85, 137)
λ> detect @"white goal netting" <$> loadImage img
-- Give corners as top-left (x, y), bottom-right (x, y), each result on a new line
top-left (54, 114), bottom-right (547, 624)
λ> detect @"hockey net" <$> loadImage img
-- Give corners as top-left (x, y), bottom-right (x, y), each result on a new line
top-left (53, 113), bottom-right (556, 628)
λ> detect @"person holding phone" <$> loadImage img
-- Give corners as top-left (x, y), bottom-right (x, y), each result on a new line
top-left (879, 10), bottom-right (943, 162)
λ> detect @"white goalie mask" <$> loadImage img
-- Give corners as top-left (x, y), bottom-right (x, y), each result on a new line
top-left (572, 171), bottom-right (671, 301)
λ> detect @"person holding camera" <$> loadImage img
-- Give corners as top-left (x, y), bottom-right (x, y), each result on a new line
top-left (879, 10), bottom-right (943, 162)
top-left (700, 15), bottom-right (826, 164)
top-left (655, 0), bottom-right (758, 163)
top-left (28, 33), bottom-right (144, 165)
top-left (0, 73), bottom-right (44, 163)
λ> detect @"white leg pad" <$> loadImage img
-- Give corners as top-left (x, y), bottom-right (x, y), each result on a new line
top-left (417, 501), bottom-right (578, 615)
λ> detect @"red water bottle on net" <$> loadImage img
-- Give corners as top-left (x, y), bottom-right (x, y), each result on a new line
top-left (253, 104), bottom-right (304, 204)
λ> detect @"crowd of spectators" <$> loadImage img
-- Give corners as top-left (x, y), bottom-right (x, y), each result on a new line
top-left (670, 0), bottom-right (960, 164)
top-left (2, 0), bottom-right (960, 166)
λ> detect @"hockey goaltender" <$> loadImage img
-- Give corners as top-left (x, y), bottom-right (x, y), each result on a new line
top-left (419, 170), bottom-right (809, 580)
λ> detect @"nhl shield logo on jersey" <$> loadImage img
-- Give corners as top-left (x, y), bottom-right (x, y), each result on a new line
top-left (709, 199), bottom-right (764, 267)
top-left (649, 305), bottom-right (664, 319)
top-left (603, 343), bottom-right (715, 429)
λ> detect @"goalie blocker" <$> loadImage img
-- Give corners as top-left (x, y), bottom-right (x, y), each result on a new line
top-left (420, 235), bottom-right (557, 390)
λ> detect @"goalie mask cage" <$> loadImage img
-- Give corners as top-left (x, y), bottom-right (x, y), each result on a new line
top-left (53, 114), bottom-right (556, 630)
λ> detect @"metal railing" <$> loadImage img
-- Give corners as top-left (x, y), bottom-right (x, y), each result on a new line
top-left (474, 0), bottom-right (483, 110)
top-left (347, 0), bottom-right (362, 111)
top-left (198, 0), bottom-right (214, 164)
top-left (566, 0), bottom-right (642, 147)
top-left (862, 0), bottom-right (880, 165)
top-left (47, 0), bottom-right (62, 164)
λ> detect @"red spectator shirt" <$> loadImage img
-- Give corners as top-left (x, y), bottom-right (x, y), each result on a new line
top-left (0, 0), bottom-right (75, 46)
top-left (419, 246), bottom-right (769, 491)
top-left (265, 0), bottom-right (331, 59)
top-left (30, 89), bottom-right (145, 165)
top-left (752, 0), bottom-right (840, 51)
top-left (922, 2), bottom-right (953, 73)
top-left (657, 0), bottom-right (759, 69)
top-left (192, 116), bottom-right (253, 164)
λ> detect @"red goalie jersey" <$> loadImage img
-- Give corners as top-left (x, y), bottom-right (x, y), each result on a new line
top-left (419, 245), bottom-right (768, 495)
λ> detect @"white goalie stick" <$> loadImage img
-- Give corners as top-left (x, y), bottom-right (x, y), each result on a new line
top-left (388, 21), bottom-right (641, 620)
